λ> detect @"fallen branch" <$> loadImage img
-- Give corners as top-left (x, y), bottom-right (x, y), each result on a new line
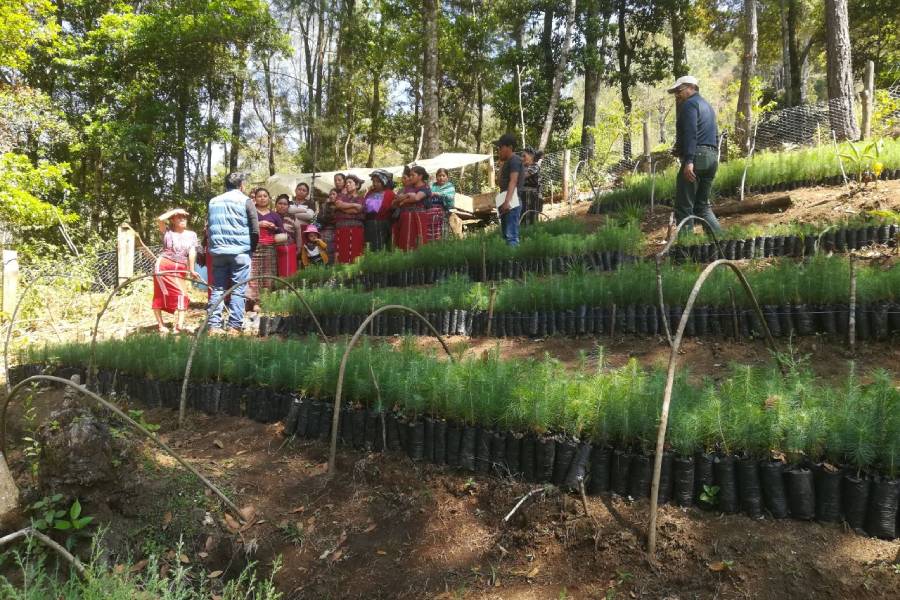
top-left (715, 195), bottom-right (792, 217)
top-left (0, 527), bottom-right (87, 578)
top-left (503, 487), bottom-right (544, 524)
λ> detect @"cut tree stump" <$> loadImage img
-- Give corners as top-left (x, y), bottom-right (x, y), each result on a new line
top-left (715, 195), bottom-right (792, 217)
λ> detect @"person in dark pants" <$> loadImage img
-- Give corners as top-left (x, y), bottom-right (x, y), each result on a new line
top-left (206, 172), bottom-right (260, 334)
top-left (494, 133), bottom-right (523, 246)
top-left (668, 75), bottom-right (722, 237)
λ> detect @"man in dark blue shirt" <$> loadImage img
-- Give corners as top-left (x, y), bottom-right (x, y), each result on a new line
top-left (494, 133), bottom-right (524, 246)
top-left (669, 75), bottom-right (722, 236)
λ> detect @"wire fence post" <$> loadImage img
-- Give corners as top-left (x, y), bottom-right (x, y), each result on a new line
top-left (561, 149), bottom-right (571, 205)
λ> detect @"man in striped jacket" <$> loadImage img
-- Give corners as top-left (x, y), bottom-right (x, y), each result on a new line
top-left (206, 172), bottom-right (260, 334)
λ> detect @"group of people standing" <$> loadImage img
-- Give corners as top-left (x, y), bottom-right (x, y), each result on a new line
top-left (150, 167), bottom-right (457, 334)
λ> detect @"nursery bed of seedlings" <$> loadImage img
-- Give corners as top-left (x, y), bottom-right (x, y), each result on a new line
top-left (261, 257), bottom-right (900, 340)
top-left (13, 335), bottom-right (900, 541)
top-left (281, 215), bottom-right (897, 291)
top-left (592, 138), bottom-right (900, 212)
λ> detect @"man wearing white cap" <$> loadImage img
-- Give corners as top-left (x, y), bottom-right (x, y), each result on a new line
top-left (667, 75), bottom-right (722, 236)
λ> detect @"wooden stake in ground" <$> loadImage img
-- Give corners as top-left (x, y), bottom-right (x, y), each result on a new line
top-left (848, 254), bottom-right (856, 356)
top-left (486, 284), bottom-right (498, 337)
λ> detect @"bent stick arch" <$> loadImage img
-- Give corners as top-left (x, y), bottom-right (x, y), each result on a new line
top-left (87, 267), bottom-right (210, 387)
top-left (327, 304), bottom-right (455, 475)
top-left (1, 375), bottom-right (245, 523)
top-left (179, 274), bottom-right (328, 426)
top-left (4, 272), bottom-right (78, 394)
top-left (655, 215), bottom-right (726, 346)
top-left (646, 259), bottom-right (782, 560)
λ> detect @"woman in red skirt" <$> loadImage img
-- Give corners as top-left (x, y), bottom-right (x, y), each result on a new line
top-left (153, 208), bottom-right (198, 334)
top-left (392, 165), bottom-right (432, 251)
top-left (333, 174), bottom-right (365, 263)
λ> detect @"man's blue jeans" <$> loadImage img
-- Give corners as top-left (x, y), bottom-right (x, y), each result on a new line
top-left (208, 253), bottom-right (251, 330)
top-left (501, 205), bottom-right (521, 246)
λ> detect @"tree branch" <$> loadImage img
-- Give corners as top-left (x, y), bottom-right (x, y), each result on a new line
top-left (0, 527), bottom-right (87, 578)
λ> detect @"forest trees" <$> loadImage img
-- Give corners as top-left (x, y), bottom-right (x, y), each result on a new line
top-left (824, 0), bottom-right (860, 140)
top-left (735, 0), bottom-right (758, 152)
top-left (3, 0), bottom-right (898, 252)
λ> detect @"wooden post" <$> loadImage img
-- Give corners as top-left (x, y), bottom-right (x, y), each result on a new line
top-left (561, 149), bottom-right (571, 204)
top-left (2, 250), bottom-right (18, 317)
top-left (116, 225), bottom-right (135, 285)
top-left (642, 118), bottom-right (651, 171)
top-left (729, 287), bottom-right (740, 341)
top-left (488, 153), bottom-right (496, 190)
top-left (860, 60), bottom-right (875, 140)
top-left (609, 303), bottom-right (616, 339)
top-left (486, 283), bottom-right (498, 337)
top-left (848, 254), bottom-right (856, 356)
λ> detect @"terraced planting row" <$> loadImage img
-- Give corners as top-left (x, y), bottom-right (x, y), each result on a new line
top-left (262, 257), bottom-right (900, 340)
top-left (592, 138), bottom-right (900, 211)
top-left (284, 216), bottom-right (898, 290)
top-left (14, 336), bottom-right (899, 540)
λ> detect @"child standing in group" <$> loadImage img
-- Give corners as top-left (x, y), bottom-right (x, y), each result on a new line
top-left (300, 225), bottom-right (330, 267)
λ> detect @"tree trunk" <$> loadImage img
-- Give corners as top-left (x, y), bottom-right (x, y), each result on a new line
top-left (264, 58), bottom-right (277, 177)
top-left (580, 1), bottom-right (610, 159)
top-left (421, 0), bottom-right (440, 158)
top-left (367, 71), bottom-right (380, 167)
top-left (670, 2), bottom-right (688, 77)
top-left (475, 79), bottom-right (484, 153)
top-left (617, 0), bottom-right (632, 161)
top-left (824, 0), bottom-right (859, 140)
top-left (538, 0), bottom-right (577, 152)
top-left (735, 0), bottom-right (757, 154)
top-left (657, 101), bottom-right (670, 144)
top-left (786, 1), bottom-right (805, 105)
top-left (541, 7), bottom-right (556, 78)
top-left (229, 51), bottom-right (246, 173)
top-left (175, 89), bottom-right (188, 196)
top-left (779, 0), bottom-right (793, 105)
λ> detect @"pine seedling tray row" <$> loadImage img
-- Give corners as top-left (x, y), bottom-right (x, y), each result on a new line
top-left (287, 219), bottom-right (644, 289)
top-left (14, 336), bottom-right (899, 539)
top-left (592, 138), bottom-right (900, 213)
top-left (261, 258), bottom-right (900, 341)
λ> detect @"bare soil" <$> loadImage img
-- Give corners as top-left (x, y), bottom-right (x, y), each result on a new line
top-left (3, 388), bottom-right (896, 599)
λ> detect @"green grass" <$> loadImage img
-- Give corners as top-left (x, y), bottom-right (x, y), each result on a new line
top-left (0, 537), bottom-right (281, 599)
top-left (596, 138), bottom-right (900, 209)
top-left (260, 256), bottom-right (899, 316)
top-left (20, 335), bottom-right (900, 476)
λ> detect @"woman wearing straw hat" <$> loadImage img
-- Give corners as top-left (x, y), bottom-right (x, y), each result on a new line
top-left (153, 208), bottom-right (199, 334)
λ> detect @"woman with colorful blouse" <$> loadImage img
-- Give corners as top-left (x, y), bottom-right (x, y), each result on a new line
top-left (333, 174), bottom-right (366, 263)
top-left (247, 187), bottom-right (284, 310)
top-left (392, 165), bottom-right (432, 250)
top-left (364, 170), bottom-right (395, 251)
top-left (152, 208), bottom-right (199, 334)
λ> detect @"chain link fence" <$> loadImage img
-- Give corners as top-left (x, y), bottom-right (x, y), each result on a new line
top-left (93, 244), bottom-right (161, 291)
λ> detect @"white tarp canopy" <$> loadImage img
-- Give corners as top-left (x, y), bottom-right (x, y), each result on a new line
top-left (264, 152), bottom-right (493, 198)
